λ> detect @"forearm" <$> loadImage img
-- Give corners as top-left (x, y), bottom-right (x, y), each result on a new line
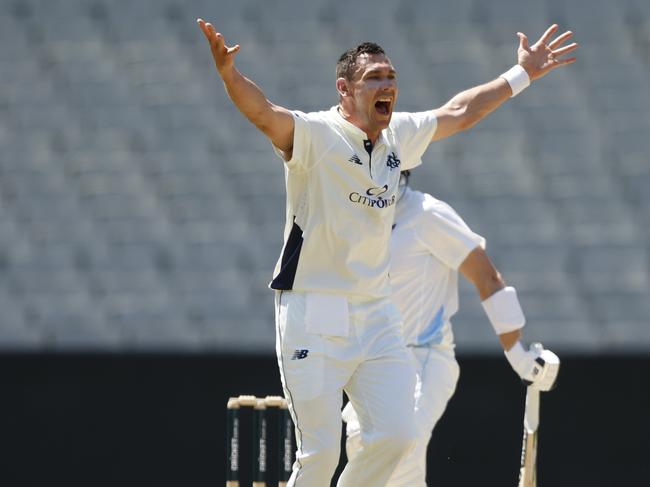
top-left (221, 67), bottom-right (277, 133)
top-left (443, 77), bottom-right (511, 132)
top-left (458, 248), bottom-right (527, 352)
top-left (217, 66), bottom-right (294, 153)
top-left (498, 329), bottom-right (521, 351)
top-left (469, 268), bottom-right (521, 350)
top-left (459, 247), bottom-right (506, 300)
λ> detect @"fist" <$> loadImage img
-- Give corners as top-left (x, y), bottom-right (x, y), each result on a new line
top-left (505, 342), bottom-right (560, 391)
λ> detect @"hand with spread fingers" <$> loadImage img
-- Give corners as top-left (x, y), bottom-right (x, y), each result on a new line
top-left (197, 18), bottom-right (241, 77)
top-left (516, 24), bottom-right (578, 81)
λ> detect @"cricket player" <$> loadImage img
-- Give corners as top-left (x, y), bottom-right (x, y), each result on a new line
top-left (342, 171), bottom-right (560, 486)
top-left (197, 19), bottom-right (576, 487)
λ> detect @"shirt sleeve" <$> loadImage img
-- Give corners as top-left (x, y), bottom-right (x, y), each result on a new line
top-left (415, 196), bottom-right (486, 270)
top-left (272, 110), bottom-right (315, 172)
top-left (390, 111), bottom-right (438, 170)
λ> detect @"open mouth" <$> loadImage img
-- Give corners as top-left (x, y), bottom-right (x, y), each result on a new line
top-left (375, 99), bottom-right (391, 116)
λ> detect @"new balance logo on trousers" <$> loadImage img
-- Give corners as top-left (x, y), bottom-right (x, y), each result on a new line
top-left (291, 349), bottom-right (309, 360)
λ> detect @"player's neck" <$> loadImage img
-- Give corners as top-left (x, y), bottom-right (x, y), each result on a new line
top-left (337, 105), bottom-right (381, 144)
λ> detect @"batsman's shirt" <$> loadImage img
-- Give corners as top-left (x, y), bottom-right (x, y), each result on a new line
top-left (270, 107), bottom-right (438, 298)
top-left (390, 187), bottom-right (485, 348)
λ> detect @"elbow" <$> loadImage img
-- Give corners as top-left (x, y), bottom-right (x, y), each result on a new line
top-left (458, 118), bottom-right (477, 132)
top-left (250, 108), bottom-right (272, 132)
top-left (491, 270), bottom-right (507, 291)
top-left (254, 117), bottom-right (272, 135)
top-left (456, 107), bottom-right (483, 132)
top-left (242, 99), bottom-right (276, 132)
top-left (461, 113), bottom-right (483, 131)
top-left (445, 103), bottom-right (478, 133)
top-left (445, 96), bottom-right (490, 132)
top-left (472, 268), bottom-right (506, 301)
top-left (253, 103), bottom-right (282, 134)
top-left (479, 271), bottom-right (506, 301)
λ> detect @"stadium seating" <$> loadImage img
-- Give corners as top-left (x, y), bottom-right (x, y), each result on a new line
top-left (0, 0), bottom-right (648, 353)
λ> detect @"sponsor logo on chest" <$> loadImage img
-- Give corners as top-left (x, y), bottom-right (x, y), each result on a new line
top-left (349, 184), bottom-right (396, 209)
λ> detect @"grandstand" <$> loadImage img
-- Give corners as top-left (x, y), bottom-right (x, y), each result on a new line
top-left (1, 0), bottom-right (649, 354)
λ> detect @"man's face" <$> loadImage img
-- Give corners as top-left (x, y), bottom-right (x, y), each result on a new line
top-left (342, 53), bottom-right (398, 135)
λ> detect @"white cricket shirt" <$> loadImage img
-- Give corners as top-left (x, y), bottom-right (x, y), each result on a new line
top-left (390, 187), bottom-right (485, 348)
top-left (270, 106), bottom-right (438, 298)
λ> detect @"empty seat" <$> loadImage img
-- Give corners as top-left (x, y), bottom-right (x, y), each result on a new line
top-left (575, 245), bottom-right (649, 294)
top-left (0, 296), bottom-right (42, 349)
top-left (102, 295), bottom-right (200, 350)
top-left (5, 268), bottom-right (86, 297)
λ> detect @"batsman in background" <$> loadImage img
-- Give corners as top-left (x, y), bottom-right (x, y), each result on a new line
top-left (342, 171), bottom-right (560, 486)
top-left (198, 17), bottom-right (576, 487)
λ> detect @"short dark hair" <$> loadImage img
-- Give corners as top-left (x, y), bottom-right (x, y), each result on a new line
top-left (336, 42), bottom-right (387, 80)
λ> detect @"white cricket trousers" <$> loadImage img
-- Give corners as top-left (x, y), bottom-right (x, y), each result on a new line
top-left (343, 345), bottom-right (460, 487)
top-left (275, 290), bottom-right (418, 487)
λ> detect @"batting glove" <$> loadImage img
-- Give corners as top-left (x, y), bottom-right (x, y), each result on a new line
top-left (505, 342), bottom-right (560, 391)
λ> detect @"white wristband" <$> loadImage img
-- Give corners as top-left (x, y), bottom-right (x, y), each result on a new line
top-left (500, 64), bottom-right (530, 97)
top-left (482, 286), bottom-right (526, 335)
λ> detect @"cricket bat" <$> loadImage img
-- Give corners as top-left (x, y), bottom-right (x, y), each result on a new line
top-left (517, 386), bottom-right (540, 487)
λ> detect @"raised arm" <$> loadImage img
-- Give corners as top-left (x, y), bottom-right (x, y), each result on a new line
top-left (432, 24), bottom-right (578, 141)
top-left (197, 19), bottom-right (295, 156)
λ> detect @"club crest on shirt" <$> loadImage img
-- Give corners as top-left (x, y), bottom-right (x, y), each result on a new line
top-left (386, 152), bottom-right (401, 170)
